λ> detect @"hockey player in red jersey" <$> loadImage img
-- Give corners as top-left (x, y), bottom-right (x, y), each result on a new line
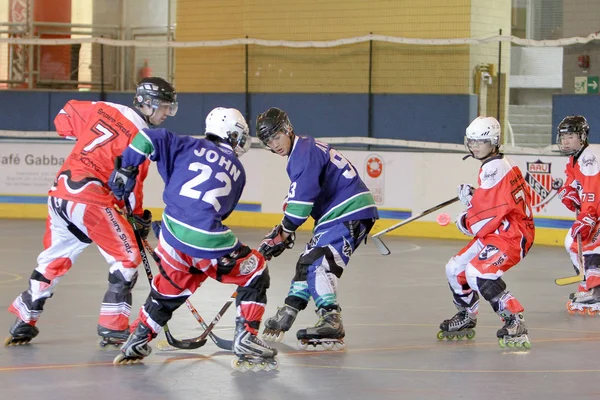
top-left (5, 77), bottom-right (178, 347)
top-left (438, 116), bottom-right (535, 348)
top-left (557, 116), bottom-right (600, 315)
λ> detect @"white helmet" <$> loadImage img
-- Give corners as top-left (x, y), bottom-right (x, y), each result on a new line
top-left (465, 116), bottom-right (501, 159)
top-left (205, 107), bottom-right (251, 157)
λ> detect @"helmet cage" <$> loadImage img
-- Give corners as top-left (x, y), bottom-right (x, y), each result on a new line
top-left (256, 108), bottom-right (293, 149)
top-left (205, 107), bottom-right (251, 157)
top-left (134, 78), bottom-right (178, 117)
top-left (464, 137), bottom-right (499, 159)
top-left (230, 124), bottom-right (251, 157)
top-left (464, 116), bottom-right (501, 160)
top-left (556, 116), bottom-right (589, 156)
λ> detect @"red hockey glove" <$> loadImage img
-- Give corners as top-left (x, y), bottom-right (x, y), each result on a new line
top-left (572, 211), bottom-right (597, 241)
top-left (558, 185), bottom-right (581, 213)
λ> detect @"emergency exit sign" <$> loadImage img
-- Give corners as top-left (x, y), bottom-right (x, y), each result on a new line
top-left (575, 76), bottom-right (599, 94)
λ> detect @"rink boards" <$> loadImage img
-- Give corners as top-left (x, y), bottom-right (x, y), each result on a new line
top-left (0, 139), bottom-right (573, 246)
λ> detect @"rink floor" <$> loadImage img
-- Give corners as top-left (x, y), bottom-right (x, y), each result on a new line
top-left (1, 219), bottom-right (600, 400)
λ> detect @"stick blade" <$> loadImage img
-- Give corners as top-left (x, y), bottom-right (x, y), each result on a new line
top-left (554, 275), bottom-right (583, 286)
top-left (211, 335), bottom-right (233, 351)
top-left (165, 330), bottom-right (208, 350)
top-left (371, 236), bottom-right (391, 256)
top-left (155, 339), bottom-right (179, 351)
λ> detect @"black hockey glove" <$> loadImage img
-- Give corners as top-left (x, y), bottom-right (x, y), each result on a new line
top-left (108, 157), bottom-right (139, 201)
top-left (132, 209), bottom-right (152, 240)
top-left (258, 224), bottom-right (296, 260)
top-left (216, 244), bottom-right (253, 275)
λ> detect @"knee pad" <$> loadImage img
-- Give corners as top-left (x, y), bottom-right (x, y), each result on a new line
top-left (293, 261), bottom-right (309, 281)
top-left (451, 286), bottom-right (479, 308)
top-left (30, 270), bottom-right (51, 285)
top-left (445, 258), bottom-right (470, 293)
top-left (476, 277), bottom-right (506, 302)
top-left (107, 270), bottom-right (138, 293)
top-left (238, 267), bottom-right (270, 304)
top-left (300, 247), bottom-right (343, 279)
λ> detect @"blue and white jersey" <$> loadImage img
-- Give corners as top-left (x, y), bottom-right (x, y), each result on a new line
top-left (282, 135), bottom-right (379, 232)
top-left (121, 128), bottom-right (245, 258)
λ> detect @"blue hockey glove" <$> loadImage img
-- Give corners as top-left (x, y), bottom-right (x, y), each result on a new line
top-left (108, 157), bottom-right (138, 201)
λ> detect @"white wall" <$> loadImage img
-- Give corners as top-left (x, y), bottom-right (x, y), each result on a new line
top-left (0, 140), bottom-right (573, 223)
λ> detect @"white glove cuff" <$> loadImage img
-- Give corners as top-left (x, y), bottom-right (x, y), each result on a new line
top-left (456, 211), bottom-right (474, 236)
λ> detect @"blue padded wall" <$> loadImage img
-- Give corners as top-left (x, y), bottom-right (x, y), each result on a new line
top-left (0, 91), bottom-right (477, 144)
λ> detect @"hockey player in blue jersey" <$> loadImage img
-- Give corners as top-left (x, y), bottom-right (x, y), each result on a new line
top-left (256, 107), bottom-right (379, 349)
top-left (108, 107), bottom-right (277, 367)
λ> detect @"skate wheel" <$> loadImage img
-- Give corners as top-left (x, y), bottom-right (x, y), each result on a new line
top-left (297, 340), bottom-right (309, 350)
top-left (4, 337), bottom-right (31, 347)
top-left (243, 360), bottom-right (255, 371)
top-left (456, 333), bottom-right (465, 340)
top-left (99, 341), bottom-right (121, 350)
top-left (266, 358), bottom-right (278, 371)
top-left (231, 358), bottom-right (244, 371)
top-left (498, 338), bottom-right (506, 348)
top-left (578, 309), bottom-right (587, 316)
top-left (322, 341), bottom-right (335, 350)
top-left (113, 353), bottom-right (128, 365)
top-left (523, 341), bottom-right (532, 349)
top-left (466, 330), bottom-right (476, 340)
top-left (262, 332), bottom-right (273, 342)
top-left (255, 361), bottom-right (267, 371)
top-left (334, 341), bottom-right (346, 350)
top-left (4, 337), bottom-right (16, 346)
top-left (113, 353), bottom-right (145, 365)
top-left (586, 308), bottom-right (597, 316)
top-left (446, 334), bottom-right (455, 340)
top-left (436, 331), bottom-right (445, 340)
top-left (514, 341), bottom-right (523, 348)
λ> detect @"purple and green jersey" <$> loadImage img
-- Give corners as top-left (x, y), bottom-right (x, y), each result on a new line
top-left (282, 135), bottom-right (379, 233)
top-left (121, 128), bottom-right (245, 258)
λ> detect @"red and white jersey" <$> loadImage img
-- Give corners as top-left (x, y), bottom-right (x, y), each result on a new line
top-left (50, 100), bottom-right (149, 214)
top-left (464, 154), bottom-right (535, 255)
top-left (564, 144), bottom-right (600, 215)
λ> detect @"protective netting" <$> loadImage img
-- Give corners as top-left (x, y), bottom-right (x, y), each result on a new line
top-left (0, 129), bottom-right (559, 156)
top-left (0, 32), bottom-right (598, 92)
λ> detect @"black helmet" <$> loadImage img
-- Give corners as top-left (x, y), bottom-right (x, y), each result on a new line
top-left (256, 107), bottom-right (293, 147)
top-left (134, 77), bottom-right (178, 117)
top-left (556, 115), bottom-right (589, 155)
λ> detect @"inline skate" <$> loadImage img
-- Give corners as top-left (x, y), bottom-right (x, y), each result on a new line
top-left (296, 307), bottom-right (345, 350)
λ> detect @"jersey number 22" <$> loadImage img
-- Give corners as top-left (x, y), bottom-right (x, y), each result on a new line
top-left (179, 162), bottom-right (231, 212)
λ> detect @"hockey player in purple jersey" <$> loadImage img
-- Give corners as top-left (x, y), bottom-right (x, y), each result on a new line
top-left (108, 107), bottom-right (277, 368)
top-left (256, 107), bottom-right (379, 350)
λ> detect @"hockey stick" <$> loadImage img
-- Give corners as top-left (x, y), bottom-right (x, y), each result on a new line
top-left (371, 196), bottom-right (460, 256)
top-left (122, 197), bottom-right (207, 350)
top-left (555, 232), bottom-right (584, 286)
top-left (141, 239), bottom-right (234, 350)
top-left (167, 291), bottom-right (237, 349)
